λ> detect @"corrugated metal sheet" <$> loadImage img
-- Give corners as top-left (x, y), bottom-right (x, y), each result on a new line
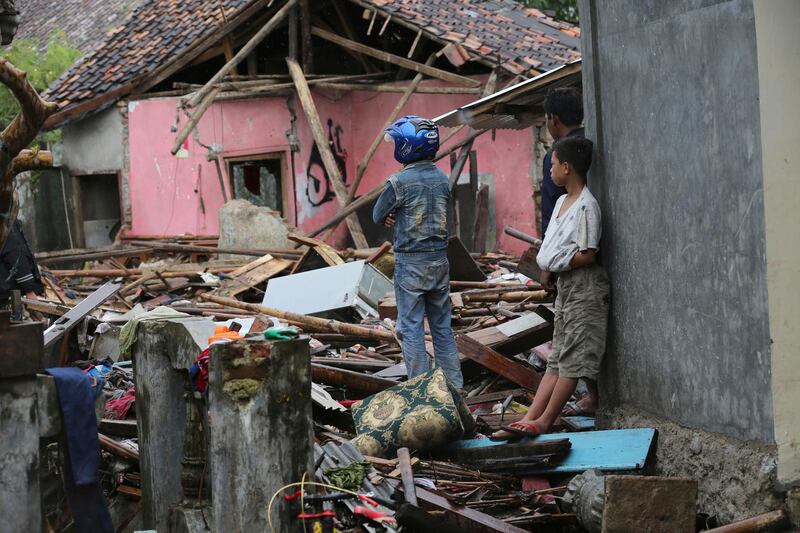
top-left (435, 60), bottom-right (582, 130)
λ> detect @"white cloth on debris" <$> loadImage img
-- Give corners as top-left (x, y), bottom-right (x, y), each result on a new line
top-left (536, 186), bottom-right (602, 273)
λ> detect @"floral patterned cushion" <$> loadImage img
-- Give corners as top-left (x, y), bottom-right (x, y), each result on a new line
top-left (351, 368), bottom-right (473, 457)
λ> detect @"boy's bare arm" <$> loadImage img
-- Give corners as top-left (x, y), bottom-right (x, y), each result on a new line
top-left (570, 249), bottom-right (597, 268)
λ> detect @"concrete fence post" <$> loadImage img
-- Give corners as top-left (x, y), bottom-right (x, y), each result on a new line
top-left (209, 337), bottom-right (313, 532)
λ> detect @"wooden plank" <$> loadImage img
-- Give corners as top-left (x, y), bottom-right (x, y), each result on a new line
top-left (217, 2), bottom-right (238, 75)
top-left (47, 0), bottom-right (280, 128)
top-left (214, 255), bottom-right (292, 298)
top-left (310, 27), bottom-right (480, 88)
top-left (349, 52), bottom-right (439, 203)
top-left (467, 312), bottom-right (553, 356)
top-left (464, 388), bottom-right (529, 406)
top-left (447, 141), bottom-right (473, 191)
top-left (449, 428), bottom-right (657, 474)
top-left (311, 363), bottom-right (396, 396)
top-left (397, 447), bottom-right (418, 505)
top-left (286, 58), bottom-right (369, 248)
top-left (186, 0), bottom-right (298, 108)
top-left (298, 0), bottom-right (313, 72)
top-left (0, 312), bottom-right (44, 377)
top-left (409, 486), bottom-right (529, 533)
top-left (517, 245), bottom-right (542, 282)
top-left (100, 419), bottom-right (138, 438)
top-left (315, 82), bottom-right (481, 94)
top-left (561, 416), bottom-right (596, 432)
top-left (472, 184), bottom-right (489, 253)
top-left (456, 334), bottom-right (541, 391)
top-left (309, 358), bottom-right (392, 371)
top-left (704, 510), bottom-right (788, 533)
top-left (447, 236), bottom-right (484, 281)
top-left (309, 182), bottom-right (384, 237)
top-left (450, 438), bottom-right (570, 463)
top-left (329, 2), bottom-right (376, 73)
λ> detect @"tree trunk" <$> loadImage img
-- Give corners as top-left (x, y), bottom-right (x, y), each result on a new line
top-left (0, 57), bottom-right (58, 248)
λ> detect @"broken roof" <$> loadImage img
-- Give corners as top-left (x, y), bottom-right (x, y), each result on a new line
top-left (435, 59), bottom-right (582, 130)
top-left (16, 0), bottom-right (146, 53)
top-left (44, 0), bottom-right (581, 128)
top-left (357, 0), bottom-right (581, 74)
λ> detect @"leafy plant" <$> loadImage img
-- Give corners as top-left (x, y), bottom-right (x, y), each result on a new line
top-left (519, 0), bottom-right (579, 24)
top-left (0, 30), bottom-right (81, 145)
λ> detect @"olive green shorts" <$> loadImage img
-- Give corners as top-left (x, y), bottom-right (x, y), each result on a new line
top-left (546, 264), bottom-right (610, 380)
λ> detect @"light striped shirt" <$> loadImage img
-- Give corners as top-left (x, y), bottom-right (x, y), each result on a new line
top-left (537, 186), bottom-right (602, 272)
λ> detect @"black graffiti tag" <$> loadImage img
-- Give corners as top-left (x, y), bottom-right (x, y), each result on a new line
top-left (306, 119), bottom-right (348, 206)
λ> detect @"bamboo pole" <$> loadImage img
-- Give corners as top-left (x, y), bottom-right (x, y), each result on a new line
top-left (49, 267), bottom-right (241, 278)
top-left (461, 290), bottom-right (550, 304)
top-left (198, 293), bottom-right (397, 342)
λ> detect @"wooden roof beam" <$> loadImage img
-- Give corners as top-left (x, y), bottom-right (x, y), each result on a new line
top-left (311, 26), bottom-right (481, 87)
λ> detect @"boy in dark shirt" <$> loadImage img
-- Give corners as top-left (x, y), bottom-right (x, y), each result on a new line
top-left (541, 88), bottom-right (584, 234)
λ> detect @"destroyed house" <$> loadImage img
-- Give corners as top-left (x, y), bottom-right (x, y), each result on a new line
top-left (42, 0), bottom-right (581, 253)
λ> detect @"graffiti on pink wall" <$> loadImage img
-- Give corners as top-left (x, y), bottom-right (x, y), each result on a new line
top-left (306, 119), bottom-right (348, 207)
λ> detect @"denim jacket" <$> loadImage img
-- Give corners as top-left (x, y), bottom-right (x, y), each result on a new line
top-left (372, 160), bottom-right (449, 253)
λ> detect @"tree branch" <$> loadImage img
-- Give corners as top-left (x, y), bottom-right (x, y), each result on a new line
top-left (0, 57), bottom-right (58, 247)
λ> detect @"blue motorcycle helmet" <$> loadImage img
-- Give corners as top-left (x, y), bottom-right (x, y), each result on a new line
top-left (384, 115), bottom-right (440, 164)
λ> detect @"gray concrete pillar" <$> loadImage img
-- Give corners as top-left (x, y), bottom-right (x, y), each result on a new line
top-left (0, 377), bottom-right (41, 533)
top-left (209, 338), bottom-right (313, 533)
top-left (133, 318), bottom-right (214, 531)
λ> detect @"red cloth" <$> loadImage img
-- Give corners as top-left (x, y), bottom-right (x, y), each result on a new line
top-left (192, 347), bottom-right (211, 393)
top-left (104, 389), bottom-right (135, 420)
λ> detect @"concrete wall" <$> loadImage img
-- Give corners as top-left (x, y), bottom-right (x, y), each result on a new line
top-left (124, 84), bottom-right (538, 253)
top-left (753, 0), bottom-right (800, 486)
top-left (16, 169), bottom-right (79, 252)
top-left (62, 106), bottom-right (125, 174)
top-left (579, 0), bottom-right (774, 443)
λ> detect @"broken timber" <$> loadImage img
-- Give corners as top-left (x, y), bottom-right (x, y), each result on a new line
top-left (456, 334), bottom-right (541, 391)
top-left (185, 0), bottom-right (298, 109)
top-left (311, 364), bottom-right (396, 396)
top-left (211, 254), bottom-right (292, 298)
top-left (287, 57), bottom-right (369, 248)
top-left (171, 0), bottom-right (298, 154)
top-left (348, 51), bottom-right (440, 204)
top-left (311, 27), bottom-right (480, 88)
top-left (406, 486), bottom-right (530, 533)
top-left (199, 293), bottom-right (396, 342)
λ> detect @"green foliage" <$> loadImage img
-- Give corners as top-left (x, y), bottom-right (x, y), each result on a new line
top-left (0, 30), bottom-right (82, 145)
top-left (519, 0), bottom-right (579, 24)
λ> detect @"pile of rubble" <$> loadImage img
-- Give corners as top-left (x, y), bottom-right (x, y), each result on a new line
top-left (30, 232), bottom-right (789, 533)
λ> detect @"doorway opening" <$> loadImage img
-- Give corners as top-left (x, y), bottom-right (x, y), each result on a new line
top-left (75, 173), bottom-right (121, 248)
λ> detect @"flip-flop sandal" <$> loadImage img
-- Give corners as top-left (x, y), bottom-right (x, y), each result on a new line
top-left (499, 421), bottom-right (544, 438)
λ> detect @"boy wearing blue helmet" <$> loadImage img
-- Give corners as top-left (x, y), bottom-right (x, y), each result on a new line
top-left (372, 116), bottom-right (464, 389)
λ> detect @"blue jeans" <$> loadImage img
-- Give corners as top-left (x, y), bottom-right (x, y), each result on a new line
top-left (394, 251), bottom-right (464, 388)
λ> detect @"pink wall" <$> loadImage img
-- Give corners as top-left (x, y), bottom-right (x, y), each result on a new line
top-left (126, 85), bottom-right (538, 253)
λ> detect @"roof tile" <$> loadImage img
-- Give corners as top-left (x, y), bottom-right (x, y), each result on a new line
top-left (46, 0), bottom-right (580, 118)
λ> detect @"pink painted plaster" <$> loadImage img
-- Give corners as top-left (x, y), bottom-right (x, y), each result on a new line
top-left (126, 84), bottom-right (538, 253)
